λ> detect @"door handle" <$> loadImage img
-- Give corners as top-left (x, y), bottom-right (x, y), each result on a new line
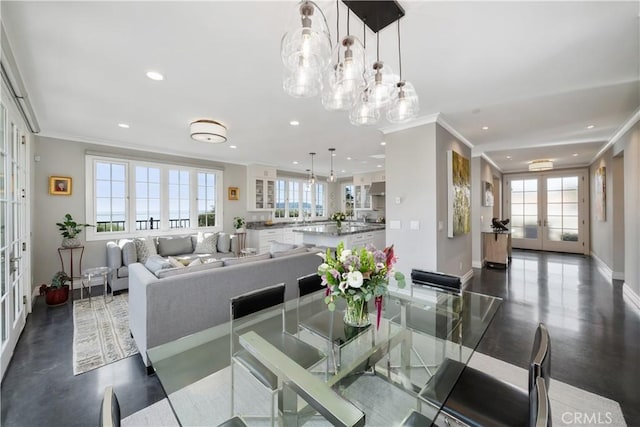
top-left (538, 220), bottom-right (541, 227)
top-left (543, 219), bottom-right (548, 227)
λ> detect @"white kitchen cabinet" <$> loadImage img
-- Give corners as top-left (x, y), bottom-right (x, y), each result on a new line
top-left (354, 184), bottom-right (371, 210)
top-left (247, 165), bottom-right (276, 211)
top-left (247, 228), bottom-right (282, 254)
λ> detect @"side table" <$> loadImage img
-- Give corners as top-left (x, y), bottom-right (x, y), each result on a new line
top-left (58, 246), bottom-right (84, 301)
top-left (234, 232), bottom-right (247, 257)
top-left (81, 267), bottom-right (112, 303)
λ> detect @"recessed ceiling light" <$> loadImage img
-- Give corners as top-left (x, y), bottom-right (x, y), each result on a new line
top-left (146, 71), bottom-right (164, 81)
top-left (117, 123), bottom-right (130, 129)
top-left (506, 156), bottom-right (512, 159)
top-left (347, 157), bottom-right (352, 160)
top-left (572, 153), bottom-right (579, 157)
top-left (289, 120), bottom-right (300, 126)
top-left (482, 126), bottom-right (489, 130)
top-left (376, 164), bottom-right (382, 168)
top-left (380, 141), bottom-right (387, 146)
top-left (292, 161), bottom-right (299, 165)
top-left (586, 124), bottom-right (595, 129)
top-left (229, 145), bottom-right (237, 149)
top-left (341, 170), bottom-right (346, 173)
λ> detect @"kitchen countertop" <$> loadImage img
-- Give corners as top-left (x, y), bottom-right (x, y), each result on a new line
top-left (291, 223), bottom-right (385, 236)
top-left (246, 221), bottom-right (384, 231)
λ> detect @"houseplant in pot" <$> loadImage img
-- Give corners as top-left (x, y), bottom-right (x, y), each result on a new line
top-left (233, 216), bottom-right (246, 233)
top-left (56, 213), bottom-right (94, 248)
top-left (39, 271), bottom-right (71, 306)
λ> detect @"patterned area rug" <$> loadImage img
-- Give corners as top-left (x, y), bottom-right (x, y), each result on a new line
top-left (73, 293), bottom-right (138, 375)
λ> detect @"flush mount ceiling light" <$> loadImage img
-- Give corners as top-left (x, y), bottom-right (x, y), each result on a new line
top-left (529, 160), bottom-right (554, 172)
top-left (327, 148), bottom-right (337, 182)
top-left (190, 119), bottom-right (227, 143)
top-left (146, 71), bottom-right (164, 81)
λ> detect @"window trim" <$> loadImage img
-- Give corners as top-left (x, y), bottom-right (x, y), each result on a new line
top-left (273, 176), bottom-right (327, 222)
top-left (85, 155), bottom-right (224, 241)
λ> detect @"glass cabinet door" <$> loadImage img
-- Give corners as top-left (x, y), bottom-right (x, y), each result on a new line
top-left (266, 180), bottom-right (275, 209)
top-left (363, 184), bottom-right (371, 209)
top-left (255, 179), bottom-right (264, 209)
top-left (354, 185), bottom-right (362, 209)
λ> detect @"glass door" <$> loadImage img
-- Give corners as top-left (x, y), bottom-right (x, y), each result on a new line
top-left (1, 103), bottom-right (28, 379)
top-left (505, 170), bottom-right (588, 254)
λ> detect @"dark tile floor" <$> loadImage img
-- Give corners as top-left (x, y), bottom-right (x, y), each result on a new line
top-left (2, 250), bottom-right (639, 426)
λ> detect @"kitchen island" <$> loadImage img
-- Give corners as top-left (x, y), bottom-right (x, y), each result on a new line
top-left (292, 223), bottom-right (386, 249)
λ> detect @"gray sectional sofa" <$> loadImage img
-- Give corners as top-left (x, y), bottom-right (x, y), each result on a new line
top-left (106, 232), bottom-right (237, 292)
top-left (128, 250), bottom-right (323, 367)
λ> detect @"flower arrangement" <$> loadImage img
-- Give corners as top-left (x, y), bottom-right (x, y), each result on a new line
top-left (318, 242), bottom-right (405, 327)
top-left (330, 211), bottom-right (347, 228)
top-left (233, 216), bottom-right (246, 230)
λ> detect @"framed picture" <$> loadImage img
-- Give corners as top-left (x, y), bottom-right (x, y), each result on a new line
top-left (228, 186), bottom-right (239, 200)
top-left (49, 176), bottom-right (72, 195)
top-left (595, 166), bottom-right (606, 221)
top-left (447, 150), bottom-right (471, 238)
top-left (482, 181), bottom-right (494, 207)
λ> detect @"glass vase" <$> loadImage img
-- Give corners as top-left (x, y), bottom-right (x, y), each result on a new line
top-left (336, 220), bottom-right (342, 229)
top-left (343, 298), bottom-right (370, 327)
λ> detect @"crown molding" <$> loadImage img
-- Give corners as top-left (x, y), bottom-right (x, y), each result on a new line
top-left (436, 115), bottom-right (474, 150)
top-left (590, 107), bottom-right (640, 164)
top-left (379, 113), bottom-right (440, 135)
top-left (480, 153), bottom-right (503, 173)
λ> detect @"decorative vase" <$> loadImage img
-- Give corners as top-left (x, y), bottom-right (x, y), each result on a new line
top-left (343, 298), bottom-right (371, 327)
top-left (61, 237), bottom-right (81, 248)
top-left (45, 285), bottom-right (70, 306)
top-left (335, 220), bottom-right (342, 229)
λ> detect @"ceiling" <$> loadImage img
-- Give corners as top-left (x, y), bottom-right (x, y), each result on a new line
top-left (2, 1), bottom-right (639, 177)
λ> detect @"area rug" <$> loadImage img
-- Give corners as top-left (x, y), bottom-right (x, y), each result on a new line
top-left (73, 293), bottom-right (138, 375)
top-left (122, 351), bottom-right (627, 426)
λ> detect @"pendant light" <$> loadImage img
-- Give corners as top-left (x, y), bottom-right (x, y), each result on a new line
top-left (387, 18), bottom-right (419, 123)
top-left (349, 23), bottom-right (379, 126)
top-left (322, 4), bottom-right (366, 111)
top-left (308, 152), bottom-right (317, 184)
top-left (281, 1), bottom-right (332, 98)
top-left (327, 148), bottom-right (337, 182)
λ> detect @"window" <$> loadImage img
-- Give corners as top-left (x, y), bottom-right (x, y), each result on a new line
top-left (86, 156), bottom-right (223, 239)
top-left (95, 161), bottom-right (127, 232)
top-left (272, 177), bottom-right (327, 221)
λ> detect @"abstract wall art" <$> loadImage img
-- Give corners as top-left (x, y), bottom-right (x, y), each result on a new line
top-left (447, 150), bottom-right (471, 237)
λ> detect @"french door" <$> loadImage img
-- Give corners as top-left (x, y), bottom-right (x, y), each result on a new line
top-left (505, 170), bottom-right (589, 254)
top-left (1, 98), bottom-right (29, 379)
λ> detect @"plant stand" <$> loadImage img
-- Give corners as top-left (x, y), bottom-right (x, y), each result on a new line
top-left (57, 246), bottom-right (84, 300)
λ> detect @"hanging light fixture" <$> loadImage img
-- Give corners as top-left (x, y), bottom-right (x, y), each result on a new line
top-left (387, 18), bottom-right (419, 123)
top-left (281, 1), bottom-right (332, 98)
top-left (327, 148), bottom-right (337, 182)
top-left (349, 22), bottom-right (379, 126)
top-left (529, 160), bottom-right (554, 171)
top-left (322, 5), bottom-right (366, 111)
top-left (190, 119), bottom-right (227, 143)
top-left (308, 152), bottom-right (317, 184)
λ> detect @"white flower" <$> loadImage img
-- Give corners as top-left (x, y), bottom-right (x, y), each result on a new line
top-left (318, 263), bottom-right (329, 273)
top-left (339, 249), bottom-right (352, 263)
top-left (316, 252), bottom-right (326, 260)
top-left (375, 262), bottom-right (385, 272)
top-left (345, 270), bottom-right (363, 288)
top-left (338, 281), bottom-right (348, 292)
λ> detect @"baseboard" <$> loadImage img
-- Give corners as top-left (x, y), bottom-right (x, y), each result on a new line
top-left (622, 283), bottom-right (640, 312)
top-left (612, 271), bottom-right (625, 281)
top-left (461, 269), bottom-right (474, 287)
top-left (472, 260), bottom-right (483, 269)
top-left (590, 251), bottom-right (613, 282)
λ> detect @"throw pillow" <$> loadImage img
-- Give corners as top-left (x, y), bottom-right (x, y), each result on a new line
top-left (195, 232), bottom-right (218, 254)
top-left (188, 258), bottom-right (202, 267)
top-left (119, 240), bottom-right (137, 266)
top-left (134, 237), bottom-right (157, 264)
top-left (222, 252), bottom-right (271, 267)
top-left (217, 233), bottom-right (231, 253)
top-left (144, 254), bottom-right (172, 275)
top-left (157, 236), bottom-right (194, 257)
top-left (167, 256), bottom-right (185, 269)
top-left (270, 241), bottom-right (296, 254)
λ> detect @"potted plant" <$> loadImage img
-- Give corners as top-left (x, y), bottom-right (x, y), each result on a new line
top-left (233, 216), bottom-right (246, 233)
top-left (39, 271), bottom-right (71, 306)
top-left (56, 213), bottom-right (94, 248)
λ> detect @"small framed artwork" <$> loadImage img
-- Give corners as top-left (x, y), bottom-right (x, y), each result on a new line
top-left (49, 176), bottom-right (72, 195)
top-left (482, 181), bottom-right (494, 207)
top-left (228, 186), bottom-right (239, 200)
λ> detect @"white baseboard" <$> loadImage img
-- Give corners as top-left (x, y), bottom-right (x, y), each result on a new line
top-left (623, 283), bottom-right (640, 312)
top-left (472, 260), bottom-right (483, 269)
top-left (613, 271), bottom-right (625, 281)
top-left (590, 251), bottom-right (613, 282)
top-left (461, 269), bottom-right (474, 286)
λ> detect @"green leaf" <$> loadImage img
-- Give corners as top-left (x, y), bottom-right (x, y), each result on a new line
top-left (364, 293), bottom-right (372, 301)
top-left (324, 296), bottom-right (331, 304)
top-left (328, 302), bottom-right (336, 311)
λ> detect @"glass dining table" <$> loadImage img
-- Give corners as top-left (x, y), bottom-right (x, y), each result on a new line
top-left (147, 285), bottom-right (502, 426)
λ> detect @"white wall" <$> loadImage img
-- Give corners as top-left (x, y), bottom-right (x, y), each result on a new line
top-left (32, 135), bottom-right (247, 291)
top-left (590, 147), bottom-right (615, 270)
top-left (472, 156), bottom-right (502, 267)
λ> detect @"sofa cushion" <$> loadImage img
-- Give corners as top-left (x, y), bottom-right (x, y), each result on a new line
top-left (188, 258), bottom-right (202, 267)
top-left (271, 246), bottom-right (309, 258)
top-left (134, 237), bottom-right (157, 264)
top-left (195, 232), bottom-right (218, 254)
top-left (156, 260), bottom-right (224, 279)
top-left (167, 256), bottom-right (186, 269)
top-left (223, 252), bottom-right (271, 267)
top-left (270, 241), bottom-right (296, 254)
top-left (117, 266), bottom-right (129, 278)
top-left (119, 240), bottom-right (137, 266)
top-left (157, 236), bottom-right (194, 257)
top-left (144, 255), bottom-right (172, 275)
top-left (217, 233), bottom-right (231, 253)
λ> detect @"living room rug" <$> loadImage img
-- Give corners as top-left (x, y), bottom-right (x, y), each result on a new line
top-left (73, 293), bottom-right (138, 375)
top-left (122, 351), bottom-right (627, 426)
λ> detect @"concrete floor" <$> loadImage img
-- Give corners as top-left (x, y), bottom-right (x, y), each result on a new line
top-left (2, 250), bottom-right (639, 426)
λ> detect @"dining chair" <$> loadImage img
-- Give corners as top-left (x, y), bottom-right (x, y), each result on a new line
top-left (420, 323), bottom-right (551, 427)
top-left (99, 386), bottom-right (121, 427)
top-left (229, 283), bottom-right (326, 426)
top-left (410, 269), bottom-right (462, 295)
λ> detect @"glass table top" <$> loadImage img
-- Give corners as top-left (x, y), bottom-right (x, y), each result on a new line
top-left (147, 286), bottom-right (502, 426)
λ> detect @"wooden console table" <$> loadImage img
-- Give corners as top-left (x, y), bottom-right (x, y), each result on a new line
top-left (482, 231), bottom-right (511, 269)
top-left (58, 246), bottom-right (84, 300)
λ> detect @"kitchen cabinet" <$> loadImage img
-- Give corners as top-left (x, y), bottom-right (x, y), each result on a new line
top-left (247, 228), bottom-right (282, 254)
top-left (354, 184), bottom-right (371, 210)
top-left (247, 165), bottom-right (276, 211)
top-left (346, 230), bottom-right (385, 249)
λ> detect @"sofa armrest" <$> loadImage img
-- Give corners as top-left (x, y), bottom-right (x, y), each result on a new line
top-left (128, 263), bottom-right (158, 366)
top-left (106, 241), bottom-right (123, 270)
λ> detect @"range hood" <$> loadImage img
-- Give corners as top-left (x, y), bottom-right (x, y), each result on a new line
top-left (370, 181), bottom-right (386, 196)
